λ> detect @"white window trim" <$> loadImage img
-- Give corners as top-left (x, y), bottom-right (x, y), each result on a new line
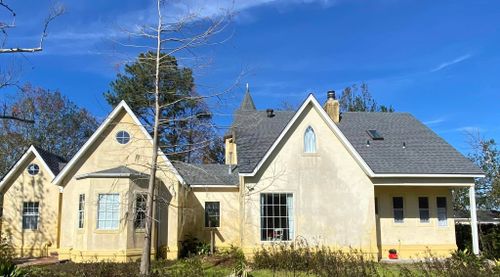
top-left (78, 194), bottom-right (85, 229)
top-left (96, 193), bottom-right (121, 230)
top-left (204, 201), bottom-right (221, 228)
top-left (134, 193), bottom-right (147, 230)
top-left (436, 196), bottom-right (448, 227)
top-left (259, 192), bottom-right (295, 242)
top-left (418, 196), bottom-right (430, 224)
top-left (304, 126), bottom-right (317, 154)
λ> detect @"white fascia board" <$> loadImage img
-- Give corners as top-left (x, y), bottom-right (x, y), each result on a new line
top-left (53, 100), bottom-right (185, 186)
top-left (0, 145), bottom-right (56, 191)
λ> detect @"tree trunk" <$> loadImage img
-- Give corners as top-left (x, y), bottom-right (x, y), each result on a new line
top-left (140, 1), bottom-right (163, 274)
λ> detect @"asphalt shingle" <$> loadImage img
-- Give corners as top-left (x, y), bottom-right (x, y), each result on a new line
top-left (173, 161), bottom-right (239, 186)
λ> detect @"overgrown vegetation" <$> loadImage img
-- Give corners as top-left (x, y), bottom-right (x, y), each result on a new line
top-left (0, 235), bottom-right (27, 277)
top-left (456, 223), bottom-right (500, 259)
top-left (252, 242), bottom-right (500, 277)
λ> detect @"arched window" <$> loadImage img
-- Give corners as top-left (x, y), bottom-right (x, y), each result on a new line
top-left (304, 126), bottom-right (316, 153)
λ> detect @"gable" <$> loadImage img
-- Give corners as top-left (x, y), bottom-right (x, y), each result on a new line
top-left (0, 146), bottom-right (59, 193)
top-left (53, 101), bottom-right (184, 186)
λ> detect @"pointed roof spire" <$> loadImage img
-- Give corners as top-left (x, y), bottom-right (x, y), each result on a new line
top-left (239, 83), bottom-right (256, 111)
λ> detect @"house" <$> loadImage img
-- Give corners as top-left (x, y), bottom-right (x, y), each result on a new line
top-left (0, 89), bottom-right (484, 261)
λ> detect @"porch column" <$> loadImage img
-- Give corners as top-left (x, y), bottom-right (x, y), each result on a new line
top-left (469, 185), bottom-right (480, 255)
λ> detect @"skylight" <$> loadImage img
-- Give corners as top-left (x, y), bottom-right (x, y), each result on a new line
top-left (367, 129), bottom-right (384, 140)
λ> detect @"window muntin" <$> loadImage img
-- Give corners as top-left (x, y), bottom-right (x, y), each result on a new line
top-left (437, 197), bottom-right (447, 227)
top-left (116, 131), bottom-right (130, 144)
top-left (260, 193), bottom-right (294, 241)
top-left (392, 197), bottom-right (404, 223)
top-left (304, 126), bottom-right (316, 153)
top-left (205, 202), bottom-right (220, 228)
top-left (78, 194), bottom-right (85, 229)
top-left (22, 202), bottom-right (39, 230)
top-left (418, 197), bottom-right (430, 223)
top-left (134, 194), bottom-right (147, 229)
top-left (97, 194), bottom-right (120, 230)
top-left (27, 164), bottom-right (40, 176)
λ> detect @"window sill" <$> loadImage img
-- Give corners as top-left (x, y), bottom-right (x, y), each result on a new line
top-left (94, 229), bottom-right (121, 234)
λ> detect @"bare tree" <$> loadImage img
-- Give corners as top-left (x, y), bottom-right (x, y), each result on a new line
top-left (0, 1), bottom-right (64, 123)
top-left (115, 1), bottom-right (236, 274)
top-left (0, 1), bottom-right (64, 54)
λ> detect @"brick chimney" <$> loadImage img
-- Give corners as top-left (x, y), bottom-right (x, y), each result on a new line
top-left (323, 90), bottom-right (340, 123)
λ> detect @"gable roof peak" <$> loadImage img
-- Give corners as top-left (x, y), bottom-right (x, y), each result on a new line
top-left (239, 84), bottom-right (256, 111)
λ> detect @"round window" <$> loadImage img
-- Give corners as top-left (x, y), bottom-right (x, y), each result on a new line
top-left (27, 164), bottom-right (40, 176)
top-left (116, 131), bottom-right (131, 144)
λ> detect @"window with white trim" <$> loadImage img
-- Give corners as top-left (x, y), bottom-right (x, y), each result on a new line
top-left (437, 197), bottom-right (447, 227)
top-left (205, 202), bottom-right (220, 228)
top-left (260, 193), bottom-right (294, 241)
top-left (78, 194), bottom-right (85, 228)
top-left (392, 197), bottom-right (404, 223)
top-left (97, 194), bottom-right (120, 230)
top-left (418, 197), bottom-right (430, 223)
top-left (116, 131), bottom-right (130, 144)
top-left (27, 164), bottom-right (39, 176)
top-left (22, 202), bottom-right (39, 230)
top-left (304, 126), bottom-right (316, 153)
top-left (134, 194), bottom-right (147, 229)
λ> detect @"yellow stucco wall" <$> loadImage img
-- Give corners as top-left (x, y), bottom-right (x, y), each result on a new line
top-left (374, 183), bottom-right (468, 259)
top-left (241, 103), bottom-right (378, 256)
top-left (0, 154), bottom-right (60, 257)
top-left (182, 187), bottom-right (240, 249)
top-left (58, 110), bottom-right (181, 262)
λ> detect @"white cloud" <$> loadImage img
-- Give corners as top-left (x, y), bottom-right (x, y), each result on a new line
top-left (423, 117), bottom-right (446, 126)
top-left (430, 54), bottom-right (472, 72)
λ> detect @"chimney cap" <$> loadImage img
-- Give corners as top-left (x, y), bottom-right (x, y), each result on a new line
top-left (327, 90), bottom-right (336, 100)
top-left (266, 108), bottom-right (275, 118)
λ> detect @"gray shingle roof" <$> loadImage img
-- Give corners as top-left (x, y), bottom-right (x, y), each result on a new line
top-left (33, 146), bottom-right (67, 175)
top-left (337, 112), bottom-right (482, 174)
top-left (76, 166), bottom-right (148, 179)
top-left (240, 90), bottom-right (256, 111)
top-left (172, 162), bottom-right (239, 186)
top-left (231, 106), bottom-right (482, 175)
top-left (231, 110), bottom-right (295, 173)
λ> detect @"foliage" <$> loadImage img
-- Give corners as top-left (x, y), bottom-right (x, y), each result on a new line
top-left (0, 236), bottom-right (27, 277)
top-left (104, 52), bottom-right (223, 163)
top-left (180, 236), bottom-right (211, 258)
top-left (0, 84), bottom-right (98, 177)
top-left (252, 241), bottom-right (379, 277)
top-left (455, 137), bottom-right (500, 211)
top-left (339, 83), bottom-right (394, 113)
top-left (457, 223), bottom-right (500, 259)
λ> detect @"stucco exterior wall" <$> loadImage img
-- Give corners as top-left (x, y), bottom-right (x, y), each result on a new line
top-left (58, 110), bottom-right (181, 261)
top-left (242, 103), bottom-right (378, 256)
top-left (182, 187), bottom-right (240, 249)
top-left (0, 154), bottom-right (60, 257)
top-left (374, 181), bottom-right (472, 259)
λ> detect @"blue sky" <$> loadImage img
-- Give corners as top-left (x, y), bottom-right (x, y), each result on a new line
top-left (1, 0), bottom-right (499, 154)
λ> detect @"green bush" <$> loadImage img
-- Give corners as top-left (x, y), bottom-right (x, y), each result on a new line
top-left (456, 223), bottom-right (500, 259)
top-left (179, 236), bottom-right (211, 258)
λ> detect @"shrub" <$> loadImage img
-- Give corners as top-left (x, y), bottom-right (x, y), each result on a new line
top-left (456, 223), bottom-right (500, 259)
top-left (253, 241), bottom-right (378, 277)
top-left (179, 236), bottom-right (211, 258)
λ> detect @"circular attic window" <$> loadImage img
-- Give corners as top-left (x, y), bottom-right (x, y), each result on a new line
top-left (116, 130), bottom-right (131, 144)
top-left (27, 163), bottom-right (40, 176)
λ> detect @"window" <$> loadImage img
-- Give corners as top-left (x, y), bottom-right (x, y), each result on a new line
top-left (367, 129), bottom-right (384, 140)
top-left (22, 202), bottom-right (39, 230)
top-left (304, 126), bottom-right (316, 153)
top-left (78, 194), bottom-right (85, 228)
top-left (116, 131), bottom-right (130, 144)
top-left (134, 194), bottom-right (147, 229)
top-left (418, 197), bottom-right (430, 223)
top-left (205, 202), bottom-right (220, 228)
top-left (437, 197), bottom-right (447, 227)
top-left (260, 193), bottom-right (294, 241)
top-left (27, 164), bottom-right (39, 176)
top-left (392, 197), bottom-right (404, 223)
top-left (97, 194), bottom-right (120, 230)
